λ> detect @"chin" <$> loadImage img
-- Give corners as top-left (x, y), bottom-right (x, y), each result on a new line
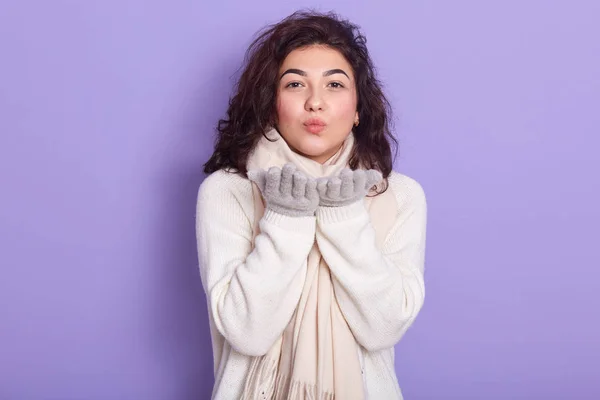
top-left (292, 137), bottom-right (331, 158)
top-left (279, 127), bottom-right (343, 162)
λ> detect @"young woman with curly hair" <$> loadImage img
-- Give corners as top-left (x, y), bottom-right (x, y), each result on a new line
top-left (196, 10), bottom-right (427, 399)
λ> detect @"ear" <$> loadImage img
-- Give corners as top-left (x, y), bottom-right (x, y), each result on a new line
top-left (354, 110), bottom-right (359, 126)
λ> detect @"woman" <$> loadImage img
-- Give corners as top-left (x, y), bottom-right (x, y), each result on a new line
top-left (196, 10), bottom-right (427, 400)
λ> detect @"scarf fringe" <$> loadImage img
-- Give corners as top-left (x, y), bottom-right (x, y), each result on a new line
top-left (283, 381), bottom-right (335, 400)
top-left (241, 355), bottom-right (279, 400)
top-left (241, 355), bottom-right (335, 400)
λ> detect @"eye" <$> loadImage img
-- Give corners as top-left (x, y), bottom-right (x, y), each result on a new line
top-left (328, 82), bottom-right (345, 89)
top-left (285, 82), bottom-right (303, 88)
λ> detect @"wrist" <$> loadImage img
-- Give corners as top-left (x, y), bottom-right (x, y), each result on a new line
top-left (316, 200), bottom-right (366, 224)
top-left (263, 206), bottom-right (316, 229)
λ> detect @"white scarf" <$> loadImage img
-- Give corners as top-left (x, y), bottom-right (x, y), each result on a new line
top-left (241, 128), bottom-right (396, 399)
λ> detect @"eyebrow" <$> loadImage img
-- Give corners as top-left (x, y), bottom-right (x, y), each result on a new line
top-left (280, 68), bottom-right (350, 79)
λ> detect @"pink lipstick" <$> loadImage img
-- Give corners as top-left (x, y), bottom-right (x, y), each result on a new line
top-left (303, 118), bottom-right (327, 134)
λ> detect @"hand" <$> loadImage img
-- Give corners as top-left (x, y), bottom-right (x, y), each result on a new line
top-left (248, 163), bottom-right (319, 217)
top-left (317, 168), bottom-right (383, 207)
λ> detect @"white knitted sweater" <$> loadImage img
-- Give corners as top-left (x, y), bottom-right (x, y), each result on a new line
top-left (196, 169), bottom-right (427, 399)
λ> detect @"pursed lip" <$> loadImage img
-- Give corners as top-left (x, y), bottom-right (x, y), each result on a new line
top-left (303, 118), bottom-right (327, 127)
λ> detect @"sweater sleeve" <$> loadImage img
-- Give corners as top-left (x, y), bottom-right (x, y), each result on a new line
top-left (195, 171), bottom-right (316, 356)
top-left (314, 174), bottom-right (427, 351)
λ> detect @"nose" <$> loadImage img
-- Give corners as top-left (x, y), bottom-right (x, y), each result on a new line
top-left (305, 88), bottom-right (326, 112)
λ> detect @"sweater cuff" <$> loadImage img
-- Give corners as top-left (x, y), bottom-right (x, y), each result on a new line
top-left (316, 200), bottom-right (367, 224)
top-left (262, 208), bottom-right (316, 231)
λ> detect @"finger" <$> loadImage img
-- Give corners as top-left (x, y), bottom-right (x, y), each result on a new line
top-left (317, 177), bottom-right (329, 197)
top-left (280, 163), bottom-right (296, 194)
top-left (306, 178), bottom-right (318, 200)
top-left (265, 166), bottom-right (282, 194)
top-left (292, 171), bottom-right (307, 198)
top-left (327, 177), bottom-right (342, 198)
top-left (365, 169), bottom-right (383, 190)
top-left (247, 169), bottom-right (259, 182)
top-left (247, 169), bottom-right (267, 193)
top-left (353, 169), bottom-right (366, 195)
top-left (339, 168), bottom-right (354, 198)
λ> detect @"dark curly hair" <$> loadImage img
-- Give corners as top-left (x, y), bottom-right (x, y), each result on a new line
top-left (204, 10), bottom-right (398, 185)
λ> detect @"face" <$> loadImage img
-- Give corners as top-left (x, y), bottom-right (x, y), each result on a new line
top-left (275, 45), bottom-right (359, 164)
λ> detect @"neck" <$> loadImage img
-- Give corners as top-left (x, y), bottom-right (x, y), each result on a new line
top-left (246, 128), bottom-right (355, 179)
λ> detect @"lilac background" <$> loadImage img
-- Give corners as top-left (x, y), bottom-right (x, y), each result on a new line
top-left (1, 1), bottom-right (599, 399)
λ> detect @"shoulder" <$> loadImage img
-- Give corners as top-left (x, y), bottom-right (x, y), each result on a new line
top-left (386, 170), bottom-right (427, 213)
top-left (196, 169), bottom-right (255, 218)
top-left (198, 169), bottom-right (251, 196)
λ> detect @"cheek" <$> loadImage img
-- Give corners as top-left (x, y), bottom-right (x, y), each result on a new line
top-left (331, 94), bottom-right (358, 121)
top-left (276, 93), bottom-right (301, 124)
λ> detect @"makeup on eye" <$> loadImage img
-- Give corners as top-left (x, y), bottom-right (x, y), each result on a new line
top-left (285, 81), bottom-right (304, 89)
top-left (283, 81), bottom-right (346, 89)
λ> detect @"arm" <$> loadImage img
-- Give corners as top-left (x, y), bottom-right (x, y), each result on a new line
top-left (196, 172), bottom-right (316, 356)
top-left (315, 176), bottom-right (427, 351)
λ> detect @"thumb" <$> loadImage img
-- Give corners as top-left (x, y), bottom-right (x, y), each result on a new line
top-left (364, 169), bottom-right (383, 189)
top-left (247, 169), bottom-right (267, 193)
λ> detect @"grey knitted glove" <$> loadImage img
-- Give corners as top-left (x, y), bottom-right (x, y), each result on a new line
top-left (317, 168), bottom-right (383, 207)
top-left (248, 163), bottom-right (319, 217)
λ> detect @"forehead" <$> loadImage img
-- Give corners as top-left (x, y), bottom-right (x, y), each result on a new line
top-left (279, 45), bottom-right (353, 76)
